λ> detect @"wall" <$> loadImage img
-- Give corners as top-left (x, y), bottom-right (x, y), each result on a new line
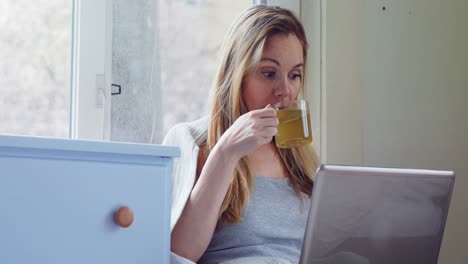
top-left (315, 0), bottom-right (467, 263)
top-left (321, 0), bottom-right (364, 165)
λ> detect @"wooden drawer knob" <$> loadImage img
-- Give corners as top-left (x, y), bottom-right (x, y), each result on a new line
top-left (114, 206), bottom-right (134, 228)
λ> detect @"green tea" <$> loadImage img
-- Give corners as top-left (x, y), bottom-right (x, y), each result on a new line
top-left (276, 109), bottom-right (313, 148)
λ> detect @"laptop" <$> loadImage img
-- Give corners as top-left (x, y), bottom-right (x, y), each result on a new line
top-left (299, 165), bottom-right (455, 264)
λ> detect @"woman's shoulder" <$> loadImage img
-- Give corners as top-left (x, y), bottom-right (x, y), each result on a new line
top-left (163, 116), bottom-right (209, 146)
top-left (168, 116), bottom-right (209, 132)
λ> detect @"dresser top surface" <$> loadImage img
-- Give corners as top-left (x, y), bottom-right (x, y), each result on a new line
top-left (0, 134), bottom-right (180, 158)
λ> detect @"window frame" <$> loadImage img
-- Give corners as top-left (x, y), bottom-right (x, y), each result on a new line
top-left (70, 0), bottom-right (113, 140)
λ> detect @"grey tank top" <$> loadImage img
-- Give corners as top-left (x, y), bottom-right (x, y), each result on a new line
top-left (198, 176), bottom-right (310, 264)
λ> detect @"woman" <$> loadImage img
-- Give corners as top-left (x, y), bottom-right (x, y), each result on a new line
top-left (163, 5), bottom-right (320, 264)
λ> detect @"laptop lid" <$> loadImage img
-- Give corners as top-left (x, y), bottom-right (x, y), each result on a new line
top-left (299, 165), bottom-right (455, 264)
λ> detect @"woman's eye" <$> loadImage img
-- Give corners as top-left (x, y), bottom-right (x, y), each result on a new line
top-left (290, 73), bottom-right (302, 80)
top-left (262, 71), bottom-right (276, 78)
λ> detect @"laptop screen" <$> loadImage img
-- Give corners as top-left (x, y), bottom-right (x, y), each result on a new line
top-left (300, 165), bottom-right (455, 264)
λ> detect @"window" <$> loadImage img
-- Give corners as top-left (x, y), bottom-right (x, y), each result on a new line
top-left (2, 1), bottom-right (309, 145)
top-left (0, 0), bottom-right (251, 142)
top-left (0, 0), bottom-right (72, 137)
top-left (160, 0), bottom-right (253, 141)
top-left (109, 0), bottom-right (252, 144)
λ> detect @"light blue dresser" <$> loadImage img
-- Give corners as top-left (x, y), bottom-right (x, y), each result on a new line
top-left (0, 135), bottom-right (179, 263)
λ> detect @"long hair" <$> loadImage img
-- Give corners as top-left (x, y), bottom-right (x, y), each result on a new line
top-left (206, 5), bottom-right (320, 224)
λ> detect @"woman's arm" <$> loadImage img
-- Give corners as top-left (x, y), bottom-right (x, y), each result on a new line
top-left (171, 142), bottom-right (238, 261)
top-left (171, 106), bottom-right (278, 262)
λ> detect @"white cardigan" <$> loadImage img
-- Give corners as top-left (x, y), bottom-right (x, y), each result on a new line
top-left (162, 117), bottom-right (209, 231)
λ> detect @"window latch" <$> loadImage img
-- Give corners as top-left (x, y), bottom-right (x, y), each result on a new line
top-left (111, 83), bottom-right (122, 95)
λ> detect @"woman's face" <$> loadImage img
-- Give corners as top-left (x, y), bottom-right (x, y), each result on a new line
top-left (242, 33), bottom-right (304, 111)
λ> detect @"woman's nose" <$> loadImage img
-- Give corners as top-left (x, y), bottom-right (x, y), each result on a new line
top-left (274, 76), bottom-right (291, 98)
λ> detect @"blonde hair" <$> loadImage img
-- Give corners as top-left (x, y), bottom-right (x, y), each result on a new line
top-left (206, 5), bottom-right (320, 224)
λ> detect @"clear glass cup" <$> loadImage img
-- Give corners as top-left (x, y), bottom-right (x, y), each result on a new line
top-left (275, 100), bottom-right (313, 148)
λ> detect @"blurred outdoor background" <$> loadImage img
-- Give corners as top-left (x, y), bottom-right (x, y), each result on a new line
top-left (0, 0), bottom-right (250, 141)
top-left (0, 0), bottom-right (71, 137)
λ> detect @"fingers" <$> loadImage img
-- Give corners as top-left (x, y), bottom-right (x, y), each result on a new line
top-left (260, 116), bottom-right (279, 127)
top-left (259, 128), bottom-right (276, 145)
top-left (235, 105), bottom-right (280, 148)
top-left (250, 106), bottom-right (276, 118)
top-left (254, 126), bottom-right (277, 147)
top-left (261, 126), bottom-right (277, 137)
top-left (246, 112), bottom-right (278, 130)
top-left (247, 106), bottom-right (279, 133)
top-left (259, 136), bottom-right (274, 145)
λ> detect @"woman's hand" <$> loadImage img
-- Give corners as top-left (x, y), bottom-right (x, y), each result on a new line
top-left (218, 104), bottom-right (278, 160)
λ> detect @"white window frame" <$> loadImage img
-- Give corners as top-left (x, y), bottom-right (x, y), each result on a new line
top-left (70, 0), bottom-right (113, 140)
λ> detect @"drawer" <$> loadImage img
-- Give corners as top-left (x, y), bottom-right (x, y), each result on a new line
top-left (0, 135), bottom-right (179, 264)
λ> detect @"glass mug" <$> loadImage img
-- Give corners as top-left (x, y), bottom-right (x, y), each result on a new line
top-left (274, 100), bottom-right (313, 148)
